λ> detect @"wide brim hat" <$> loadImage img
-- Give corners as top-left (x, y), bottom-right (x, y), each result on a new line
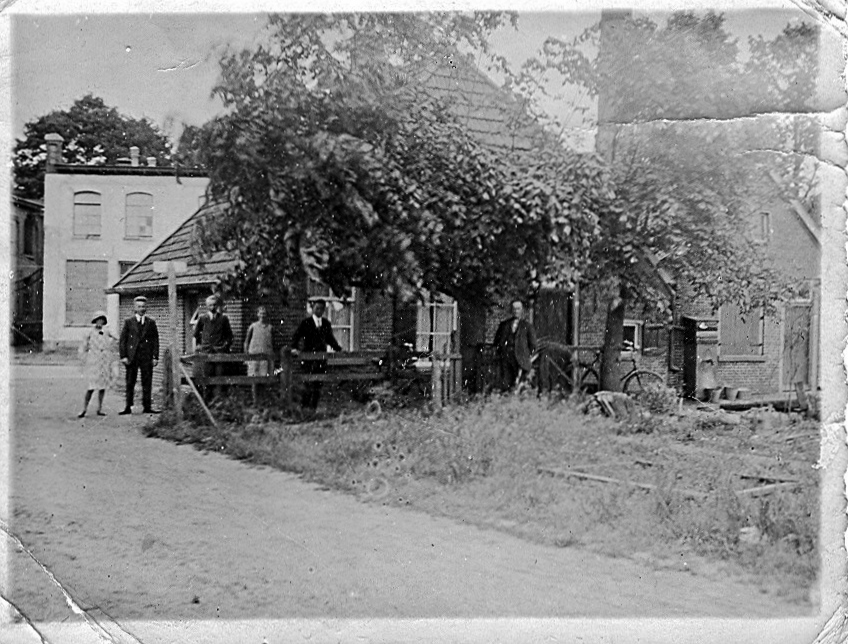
top-left (91, 310), bottom-right (108, 324)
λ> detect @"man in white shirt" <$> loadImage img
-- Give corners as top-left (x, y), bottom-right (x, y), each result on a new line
top-left (290, 299), bottom-right (343, 412)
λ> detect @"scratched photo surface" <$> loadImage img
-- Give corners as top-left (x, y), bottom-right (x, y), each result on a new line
top-left (4, 2), bottom-right (847, 643)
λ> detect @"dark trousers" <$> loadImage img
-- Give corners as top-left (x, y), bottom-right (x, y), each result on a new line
top-left (301, 359), bottom-right (327, 409)
top-left (125, 360), bottom-right (153, 410)
top-left (500, 356), bottom-right (527, 391)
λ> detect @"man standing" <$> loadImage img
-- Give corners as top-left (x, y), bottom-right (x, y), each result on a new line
top-left (119, 295), bottom-right (160, 414)
top-left (194, 294), bottom-right (234, 398)
top-left (493, 299), bottom-right (537, 391)
top-left (290, 298), bottom-right (343, 412)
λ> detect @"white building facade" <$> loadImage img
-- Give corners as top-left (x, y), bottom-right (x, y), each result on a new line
top-left (42, 136), bottom-right (208, 348)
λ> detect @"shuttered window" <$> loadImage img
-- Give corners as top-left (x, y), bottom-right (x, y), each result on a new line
top-left (125, 192), bottom-right (154, 239)
top-left (65, 260), bottom-right (108, 326)
top-left (719, 304), bottom-right (764, 357)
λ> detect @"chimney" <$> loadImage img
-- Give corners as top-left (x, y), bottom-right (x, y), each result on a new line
top-left (45, 133), bottom-right (64, 172)
top-left (130, 146), bottom-right (140, 167)
top-left (146, 156), bottom-right (157, 167)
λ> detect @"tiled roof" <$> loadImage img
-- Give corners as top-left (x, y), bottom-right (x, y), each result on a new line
top-left (417, 55), bottom-right (547, 152)
top-left (108, 202), bottom-right (236, 294)
top-left (112, 56), bottom-right (549, 292)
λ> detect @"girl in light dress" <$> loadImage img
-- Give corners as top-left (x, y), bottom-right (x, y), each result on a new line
top-left (244, 306), bottom-right (274, 376)
top-left (78, 311), bottom-right (119, 418)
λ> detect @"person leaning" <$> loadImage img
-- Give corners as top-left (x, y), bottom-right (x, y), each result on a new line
top-left (194, 294), bottom-right (234, 397)
top-left (290, 298), bottom-right (343, 411)
top-left (119, 296), bottom-right (160, 414)
top-left (493, 299), bottom-right (537, 391)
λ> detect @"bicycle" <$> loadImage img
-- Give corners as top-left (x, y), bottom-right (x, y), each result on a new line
top-left (532, 343), bottom-right (665, 396)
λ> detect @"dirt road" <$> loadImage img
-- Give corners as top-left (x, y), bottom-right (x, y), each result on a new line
top-left (4, 364), bottom-right (816, 640)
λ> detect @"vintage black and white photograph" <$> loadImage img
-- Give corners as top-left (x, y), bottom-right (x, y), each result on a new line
top-left (3, 0), bottom-right (847, 642)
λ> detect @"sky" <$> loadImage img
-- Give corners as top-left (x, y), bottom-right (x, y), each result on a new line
top-left (7, 2), bottom-right (829, 154)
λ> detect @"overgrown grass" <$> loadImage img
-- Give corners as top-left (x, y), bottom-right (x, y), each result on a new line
top-left (146, 390), bottom-right (819, 604)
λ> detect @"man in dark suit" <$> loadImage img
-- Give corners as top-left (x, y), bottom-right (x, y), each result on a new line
top-left (493, 299), bottom-right (537, 391)
top-left (290, 298), bottom-right (343, 411)
top-left (119, 295), bottom-right (160, 414)
top-left (193, 294), bottom-right (234, 399)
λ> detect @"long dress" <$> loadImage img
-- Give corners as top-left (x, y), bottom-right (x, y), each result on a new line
top-left (246, 322), bottom-right (274, 376)
top-left (80, 328), bottom-right (117, 390)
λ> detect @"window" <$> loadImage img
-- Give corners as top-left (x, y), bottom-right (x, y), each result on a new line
top-left (73, 191), bottom-right (102, 238)
top-left (306, 280), bottom-right (356, 350)
top-left (719, 304), bottom-right (764, 357)
top-left (416, 293), bottom-right (457, 353)
top-left (642, 324), bottom-right (667, 352)
top-left (125, 192), bottom-right (154, 239)
top-left (65, 260), bottom-right (108, 326)
top-left (119, 261), bottom-right (136, 277)
top-left (622, 320), bottom-right (642, 352)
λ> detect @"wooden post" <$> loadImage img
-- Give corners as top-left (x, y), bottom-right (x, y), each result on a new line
top-left (432, 354), bottom-right (443, 410)
top-left (452, 355), bottom-right (462, 402)
top-left (280, 349), bottom-right (293, 407)
top-left (168, 261), bottom-right (182, 421)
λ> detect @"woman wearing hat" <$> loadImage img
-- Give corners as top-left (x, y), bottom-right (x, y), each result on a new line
top-left (78, 311), bottom-right (118, 418)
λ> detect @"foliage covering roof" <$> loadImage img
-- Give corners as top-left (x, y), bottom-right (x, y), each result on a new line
top-left (112, 56), bottom-right (552, 293)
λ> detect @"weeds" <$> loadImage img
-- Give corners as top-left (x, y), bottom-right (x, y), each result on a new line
top-left (144, 391), bottom-right (819, 603)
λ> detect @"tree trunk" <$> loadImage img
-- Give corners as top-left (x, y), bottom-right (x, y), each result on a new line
top-left (600, 286), bottom-right (627, 392)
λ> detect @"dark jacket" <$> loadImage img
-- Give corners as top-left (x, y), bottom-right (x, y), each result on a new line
top-left (194, 313), bottom-right (233, 353)
top-left (119, 316), bottom-right (160, 365)
top-left (291, 316), bottom-right (342, 353)
top-left (493, 317), bottom-right (536, 372)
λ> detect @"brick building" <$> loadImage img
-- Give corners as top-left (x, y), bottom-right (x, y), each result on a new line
top-left (578, 9), bottom-right (825, 397)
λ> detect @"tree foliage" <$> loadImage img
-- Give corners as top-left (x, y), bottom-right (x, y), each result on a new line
top-left (514, 11), bottom-right (817, 389)
top-left (194, 13), bottom-right (614, 306)
top-left (13, 95), bottom-right (173, 199)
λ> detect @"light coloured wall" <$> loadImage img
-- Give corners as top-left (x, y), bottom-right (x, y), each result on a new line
top-left (43, 172), bottom-right (208, 348)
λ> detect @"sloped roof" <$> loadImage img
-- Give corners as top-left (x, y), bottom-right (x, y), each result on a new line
top-left (107, 202), bottom-right (236, 294)
top-left (112, 56), bottom-right (551, 293)
top-left (417, 55), bottom-right (546, 153)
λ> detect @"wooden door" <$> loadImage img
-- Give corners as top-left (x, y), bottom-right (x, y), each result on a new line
top-left (782, 303), bottom-right (812, 390)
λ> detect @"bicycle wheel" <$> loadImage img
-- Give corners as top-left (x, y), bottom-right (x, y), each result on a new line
top-left (622, 370), bottom-right (665, 396)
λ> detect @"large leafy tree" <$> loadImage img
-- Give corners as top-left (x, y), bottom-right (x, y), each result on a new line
top-left (13, 94), bottom-right (173, 199)
top-left (194, 13), bottom-right (614, 310)
top-left (514, 11), bottom-right (815, 390)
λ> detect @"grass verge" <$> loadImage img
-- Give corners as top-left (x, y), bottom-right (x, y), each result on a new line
top-left (146, 390), bottom-right (819, 605)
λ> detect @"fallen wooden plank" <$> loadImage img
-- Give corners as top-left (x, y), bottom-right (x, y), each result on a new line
top-left (737, 482), bottom-right (803, 497)
top-left (738, 473), bottom-right (799, 484)
top-left (538, 467), bottom-right (708, 499)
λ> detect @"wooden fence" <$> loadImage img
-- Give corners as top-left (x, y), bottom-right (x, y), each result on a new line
top-left (173, 349), bottom-right (464, 410)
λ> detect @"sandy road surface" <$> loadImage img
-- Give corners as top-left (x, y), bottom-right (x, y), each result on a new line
top-left (4, 364), bottom-right (813, 640)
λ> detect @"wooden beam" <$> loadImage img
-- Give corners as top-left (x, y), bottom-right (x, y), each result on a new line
top-left (538, 467), bottom-right (708, 499)
top-left (179, 363), bottom-right (218, 428)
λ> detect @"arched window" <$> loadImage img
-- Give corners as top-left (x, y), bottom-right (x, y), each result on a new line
top-left (125, 192), bottom-right (154, 239)
top-left (73, 191), bottom-right (102, 238)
